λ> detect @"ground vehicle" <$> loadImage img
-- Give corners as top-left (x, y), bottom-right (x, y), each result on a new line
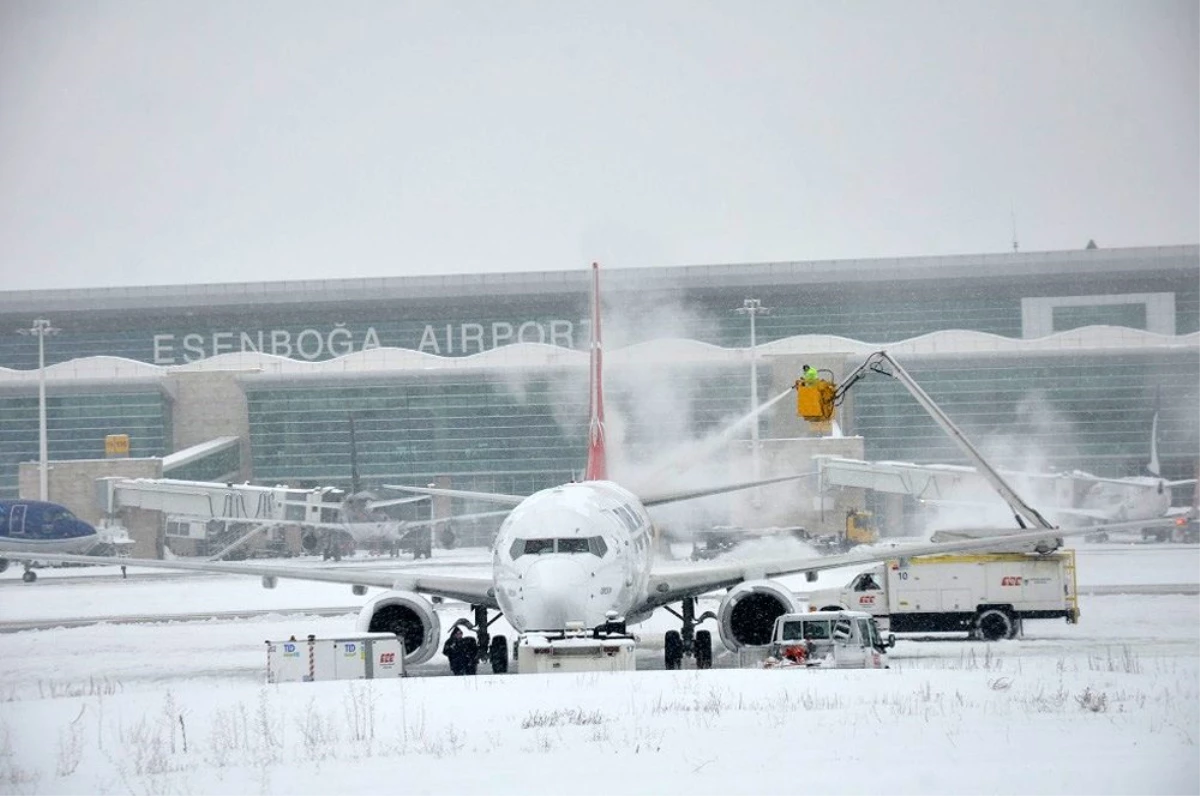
top-left (1174, 511), bottom-right (1200, 543)
top-left (516, 622), bottom-right (636, 673)
top-left (813, 509), bottom-right (878, 552)
top-left (808, 551), bottom-right (1079, 640)
top-left (763, 610), bottom-right (893, 669)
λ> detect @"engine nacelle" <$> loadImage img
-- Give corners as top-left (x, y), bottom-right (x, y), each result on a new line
top-left (717, 580), bottom-right (802, 652)
top-left (354, 590), bottom-right (442, 666)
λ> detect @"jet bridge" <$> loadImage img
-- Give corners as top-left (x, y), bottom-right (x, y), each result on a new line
top-left (96, 477), bottom-right (342, 523)
top-left (815, 456), bottom-right (993, 500)
top-left (95, 477), bottom-right (344, 558)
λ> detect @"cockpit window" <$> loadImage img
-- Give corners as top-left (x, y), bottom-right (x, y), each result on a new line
top-left (557, 538), bottom-right (589, 554)
top-left (524, 538), bottom-right (555, 556)
top-left (510, 536), bottom-right (609, 559)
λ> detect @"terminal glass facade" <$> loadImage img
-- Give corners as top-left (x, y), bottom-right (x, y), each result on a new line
top-left (849, 351), bottom-right (1200, 483)
top-left (0, 390), bottom-right (169, 499)
top-left (245, 363), bottom-right (755, 495)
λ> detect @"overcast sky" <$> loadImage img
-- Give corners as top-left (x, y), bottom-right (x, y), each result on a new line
top-left (1, 1), bottom-right (1196, 291)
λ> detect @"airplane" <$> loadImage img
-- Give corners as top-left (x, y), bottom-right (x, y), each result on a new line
top-left (288, 494), bottom-right (510, 560)
top-left (11, 264), bottom-right (1175, 674)
top-left (0, 499), bottom-right (100, 581)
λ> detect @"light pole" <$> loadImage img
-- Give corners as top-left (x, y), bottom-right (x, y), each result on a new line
top-left (17, 319), bottom-right (59, 501)
top-left (734, 299), bottom-right (771, 484)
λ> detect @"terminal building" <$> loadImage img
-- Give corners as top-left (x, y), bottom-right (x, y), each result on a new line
top-left (0, 244), bottom-right (1196, 550)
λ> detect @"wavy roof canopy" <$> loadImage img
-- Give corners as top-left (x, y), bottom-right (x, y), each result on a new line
top-left (0, 326), bottom-right (1194, 386)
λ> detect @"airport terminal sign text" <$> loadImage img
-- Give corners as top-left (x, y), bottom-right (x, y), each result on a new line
top-left (151, 320), bottom-right (581, 364)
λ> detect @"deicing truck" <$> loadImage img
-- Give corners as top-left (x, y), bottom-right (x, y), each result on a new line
top-left (808, 550), bottom-right (1079, 640)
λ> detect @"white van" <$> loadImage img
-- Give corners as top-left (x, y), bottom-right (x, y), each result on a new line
top-left (763, 610), bottom-right (894, 670)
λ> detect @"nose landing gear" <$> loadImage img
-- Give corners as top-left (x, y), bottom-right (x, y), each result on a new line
top-left (662, 596), bottom-right (716, 670)
top-left (453, 604), bottom-right (509, 674)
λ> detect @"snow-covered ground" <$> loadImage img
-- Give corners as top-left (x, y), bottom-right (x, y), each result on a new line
top-left (0, 543), bottom-right (1196, 795)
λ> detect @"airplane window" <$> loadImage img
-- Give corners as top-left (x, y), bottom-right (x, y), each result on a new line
top-left (588, 536), bottom-right (608, 557)
top-left (523, 539), bottom-right (554, 555)
top-left (557, 538), bottom-right (589, 554)
top-left (509, 540), bottom-right (524, 560)
top-left (611, 504), bottom-right (641, 533)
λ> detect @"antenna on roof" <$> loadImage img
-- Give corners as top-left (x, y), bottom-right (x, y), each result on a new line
top-left (1010, 204), bottom-right (1019, 253)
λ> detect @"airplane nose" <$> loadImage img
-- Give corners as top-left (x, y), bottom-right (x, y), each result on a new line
top-left (522, 558), bottom-right (590, 630)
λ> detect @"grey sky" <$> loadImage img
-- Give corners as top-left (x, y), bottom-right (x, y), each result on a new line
top-left (1, 0), bottom-right (1196, 290)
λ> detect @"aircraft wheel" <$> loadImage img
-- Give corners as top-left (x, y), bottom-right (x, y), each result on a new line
top-left (0, 558), bottom-right (8, 573)
top-left (694, 630), bottom-right (713, 670)
top-left (976, 608), bottom-right (1013, 642)
top-left (664, 631), bottom-right (683, 670)
top-left (22, 570), bottom-right (37, 583)
top-left (489, 635), bottom-right (509, 674)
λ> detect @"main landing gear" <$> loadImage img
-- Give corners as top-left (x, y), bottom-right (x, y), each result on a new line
top-left (0, 558), bottom-right (37, 582)
top-left (0, 559), bottom-right (38, 585)
top-left (662, 597), bottom-right (716, 670)
top-left (451, 605), bottom-right (509, 675)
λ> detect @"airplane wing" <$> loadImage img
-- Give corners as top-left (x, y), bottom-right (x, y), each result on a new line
top-left (640, 472), bottom-right (816, 507)
top-left (362, 495), bottom-right (431, 510)
top-left (639, 517), bottom-right (1170, 610)
top-left (382, 472), bottom-right (816, 509)
top-left (917, 496), bottom-right (1112, 523)
top-left (10, 552), bottom-right (499, 608)
top-left (150, 509), bottom-right (510, 534)
top-left (381, 484), bottom-right (527, 506)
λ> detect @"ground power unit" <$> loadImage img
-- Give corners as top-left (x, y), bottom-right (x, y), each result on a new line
top-left (266, 633), bottom-right (405, 682)
top-left (516, 630), bottom-right (636, 674)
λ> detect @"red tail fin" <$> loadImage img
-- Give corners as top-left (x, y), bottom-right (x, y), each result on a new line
top-left (584, 262), bottom-right (607, 481)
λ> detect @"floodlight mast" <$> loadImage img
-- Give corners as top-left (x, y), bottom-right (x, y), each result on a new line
top-left (17, 319), bottom-right (60, 501)
top-left (833, 350), bottom-right (1055, 532)
top-left (734, 299), bottom-right (771, 483)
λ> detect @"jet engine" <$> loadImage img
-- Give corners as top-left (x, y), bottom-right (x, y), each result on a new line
top-left (717, 580), bottom-right (801, 652)
top-left (354, 590), bottom-right (442, 665)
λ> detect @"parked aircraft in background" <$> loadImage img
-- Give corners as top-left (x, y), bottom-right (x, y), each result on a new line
top-left (14, 265), bottom-right (1173, 674)
top-left (0, 500), bottom-right (99, 581)
top-left (818, 411), bottom-right (1196, 536)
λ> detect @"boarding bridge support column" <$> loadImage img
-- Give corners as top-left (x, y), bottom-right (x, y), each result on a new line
top-left (166, 372), bottom-right (252, 482)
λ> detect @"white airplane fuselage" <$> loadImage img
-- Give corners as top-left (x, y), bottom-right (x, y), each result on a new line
top-left (0, 533), bottom-right (99, 557)
top-left (1078, 478), bottom-right (1172, 523)
top-left (492, 480), bottom-right (654, 633)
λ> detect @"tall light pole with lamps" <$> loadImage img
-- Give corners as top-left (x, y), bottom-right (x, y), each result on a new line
top-left (17, 319), bottom-right (59, 501)
top-left (734, 299), bottom-right (771, 485)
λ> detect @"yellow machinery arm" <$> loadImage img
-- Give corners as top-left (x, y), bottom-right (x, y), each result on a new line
top-left (798, 350), bottom-right (1057, 533)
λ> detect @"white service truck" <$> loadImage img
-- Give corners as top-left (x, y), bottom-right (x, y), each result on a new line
top-left (763, 610), bottom-right (893, 669)
top-left (807, 550), bottom-right (1079, 641)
